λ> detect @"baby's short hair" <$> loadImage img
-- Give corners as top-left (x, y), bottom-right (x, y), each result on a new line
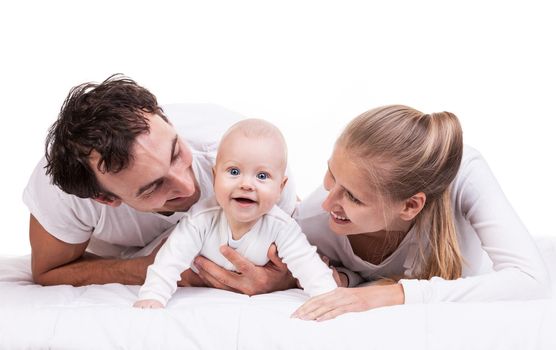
top-left (221, 118), bottom-right (288, 171)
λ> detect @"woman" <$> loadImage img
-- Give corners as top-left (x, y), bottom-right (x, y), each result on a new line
top-left (291, 105), bottom-right (550, 321)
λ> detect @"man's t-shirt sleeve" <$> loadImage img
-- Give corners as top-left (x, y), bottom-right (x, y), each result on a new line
top-left (22, 157), bottom-right (94, 244)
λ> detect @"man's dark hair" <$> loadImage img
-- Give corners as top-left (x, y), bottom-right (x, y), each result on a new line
top-left (45, 74), bottom-right (168, 199)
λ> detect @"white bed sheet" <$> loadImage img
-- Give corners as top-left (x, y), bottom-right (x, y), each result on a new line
top-left (1, 237), bottom-right (555, 350)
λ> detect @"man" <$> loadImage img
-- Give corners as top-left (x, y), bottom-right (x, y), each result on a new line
top-left (24, 74), bottom-right (296, 294)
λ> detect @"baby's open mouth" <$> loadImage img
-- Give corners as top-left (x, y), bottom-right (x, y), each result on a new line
top-left (233, 197), bottom-right (256, 204)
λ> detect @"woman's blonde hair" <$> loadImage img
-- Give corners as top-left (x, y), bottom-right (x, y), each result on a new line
top-left (337, 105), bottom-right (464, 280)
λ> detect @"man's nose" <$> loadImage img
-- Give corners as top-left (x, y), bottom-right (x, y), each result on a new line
top-left (169, 167), bottom-right (196, 197)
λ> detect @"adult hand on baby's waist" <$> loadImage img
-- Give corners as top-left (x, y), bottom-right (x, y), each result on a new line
top-left (192, 243), bottom-right (297, 295)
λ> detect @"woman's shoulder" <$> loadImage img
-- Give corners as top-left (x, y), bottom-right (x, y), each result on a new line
top-left (461, 144), bottom-right (485, 166)
top-left (294, 186), bottom-right (329, 220)
top-left (455, 145), bottom-right (493, 185)
top-left (452, 145), bottom-right (505, 217)
top-left (294, 186), bottom-right (344, 243)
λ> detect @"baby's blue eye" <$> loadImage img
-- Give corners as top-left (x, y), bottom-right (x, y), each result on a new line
top-left (229, 168), bottom-right (240, 176)
top-left (257, 172), bottom-right (269, 180)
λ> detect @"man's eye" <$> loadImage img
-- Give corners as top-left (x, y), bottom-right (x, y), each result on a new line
top-left (257, 172), bottom-right (269, 180)
top-left (171, 151), bottom-right (181, 163)
top-left (229, 168), bottom-right (240, 176)
top-left (143, 187), bottom-right (157, 199)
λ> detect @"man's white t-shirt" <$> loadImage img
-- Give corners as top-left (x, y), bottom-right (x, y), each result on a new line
top-left (23, 104), bottom-right (297, 258)
top-left (138, 196), bottom-right (337, 305)
top-left (295, 146), bottom-right (551, 303)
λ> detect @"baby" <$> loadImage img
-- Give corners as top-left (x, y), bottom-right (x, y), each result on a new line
top-left (134, 119), bottom-right (337, 308)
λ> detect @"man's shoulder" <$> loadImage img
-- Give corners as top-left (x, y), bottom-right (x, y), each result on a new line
top-left (163, 103), bottom-right (245, 149)
top-left (23, 156), bottom-right (95, 209)
top-left (263, 205), bottom-right (298, 228)
top-left (186, 196), bottom-right (222, 219)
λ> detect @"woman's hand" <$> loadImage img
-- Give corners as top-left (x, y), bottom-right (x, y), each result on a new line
top-left (291, 283), bottom-right (405, 321)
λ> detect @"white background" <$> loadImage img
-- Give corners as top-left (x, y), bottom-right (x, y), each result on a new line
top-left (1, 0), bottom-right (554, 256)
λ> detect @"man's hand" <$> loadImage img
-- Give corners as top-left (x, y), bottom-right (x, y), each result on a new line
top-left (193, 244), bottom-right (297, 296)
top-left (320, 255), bottom-right (349, 288)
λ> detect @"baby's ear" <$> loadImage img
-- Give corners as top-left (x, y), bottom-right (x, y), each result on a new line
top-left (212, 166), bottom-right (216, 185)
top-left (280, 176), bottom-right (288, 192)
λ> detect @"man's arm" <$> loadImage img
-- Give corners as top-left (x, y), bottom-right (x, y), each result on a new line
top-left (29, 214), bottom-right (203, 287)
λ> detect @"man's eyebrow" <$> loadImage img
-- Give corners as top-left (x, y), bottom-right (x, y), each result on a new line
top-left (135, 135), bottom-right (178, 197)
top-left (169, 135), bottom-right (178, 162)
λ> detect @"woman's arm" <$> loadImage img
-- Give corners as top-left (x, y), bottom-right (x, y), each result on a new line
top-left (400, 147), bottom-right (551, 303)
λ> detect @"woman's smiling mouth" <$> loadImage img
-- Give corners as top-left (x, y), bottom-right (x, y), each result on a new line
top-left (330, 211), bottom-right (351, 224)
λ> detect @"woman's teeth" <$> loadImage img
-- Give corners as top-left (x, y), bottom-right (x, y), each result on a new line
top-left (331, 211), bottom-right (349, 221)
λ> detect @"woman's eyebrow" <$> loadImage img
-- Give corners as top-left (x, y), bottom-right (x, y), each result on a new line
top-left (328, 162), bottom-right (364, 202)
top-left (327, 163), bottom-right (335, 180)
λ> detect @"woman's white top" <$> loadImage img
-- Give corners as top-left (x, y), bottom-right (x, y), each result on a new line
top-left (295, 146), bottom-right (551, 303)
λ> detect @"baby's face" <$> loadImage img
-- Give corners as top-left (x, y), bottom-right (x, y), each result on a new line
top-left (214, 133), bottom-right (286, 229)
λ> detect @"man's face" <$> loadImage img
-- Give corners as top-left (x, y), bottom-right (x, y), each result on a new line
top-left (90, 113), bottom-right (200, 213)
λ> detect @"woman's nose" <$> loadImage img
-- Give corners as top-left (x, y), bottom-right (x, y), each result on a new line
top-left (321, 186), bottom-right (340, 212)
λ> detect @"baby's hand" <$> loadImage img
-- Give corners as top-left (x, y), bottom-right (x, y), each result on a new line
top-left (133, 299), bottom-right (164, 309)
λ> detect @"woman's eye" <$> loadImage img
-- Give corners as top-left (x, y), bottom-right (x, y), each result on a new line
top-left (229, 168), bottom-right (240, 176)
top-left (345, 191), bottom-right (361, 204)
top-left (257, 172), bottom-right (269, 180)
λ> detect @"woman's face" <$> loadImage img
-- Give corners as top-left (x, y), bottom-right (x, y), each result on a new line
top-left (321, 145), bottom-right (406, 236)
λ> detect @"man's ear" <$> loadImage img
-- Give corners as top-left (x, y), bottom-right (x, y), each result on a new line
top-left (399, 192), bottom-right (426, 221)
top-left (92, 193), bottom-right (122, 207)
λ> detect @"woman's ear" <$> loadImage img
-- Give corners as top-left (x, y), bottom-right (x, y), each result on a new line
top-left (399, 192), bottom-right (426, 221)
